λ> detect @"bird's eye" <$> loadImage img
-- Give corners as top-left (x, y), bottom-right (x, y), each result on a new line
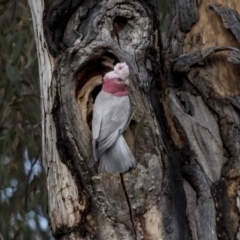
top-left (117, 78), bottom-right (123, 82)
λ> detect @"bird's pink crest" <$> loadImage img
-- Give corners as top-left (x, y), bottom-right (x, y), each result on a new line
top-left (114, 62), bottom-right (129, 80)
top-left (104, 62), bottom-right (129, 80)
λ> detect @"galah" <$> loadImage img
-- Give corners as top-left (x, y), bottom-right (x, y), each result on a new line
top-left (89, 62), bottom-right (136, 173)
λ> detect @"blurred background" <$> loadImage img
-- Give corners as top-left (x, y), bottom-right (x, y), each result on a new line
top-left (0, 0), bottom-right (51, 239)
top-left (0, 0), bottom-right (171, 239)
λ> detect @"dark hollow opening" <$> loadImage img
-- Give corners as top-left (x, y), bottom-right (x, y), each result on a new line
top-left (91, 85), bottom-right (102, 103)
top-left (75, 54), bottom-right (120, 131)
top-left (113, 16), bottom-right (128, 32)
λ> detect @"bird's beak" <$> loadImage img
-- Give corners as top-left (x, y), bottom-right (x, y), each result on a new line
top-left (124, 79), bottom-right (130, 85)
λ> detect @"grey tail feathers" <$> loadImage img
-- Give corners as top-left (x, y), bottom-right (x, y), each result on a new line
top-left (98, 135), bottom-right (136, 174)
top-left (89, 131), bottom-right (119, 168)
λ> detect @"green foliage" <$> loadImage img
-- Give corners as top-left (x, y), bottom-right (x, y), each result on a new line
top-left (0, 0), bottom-right (51, 239)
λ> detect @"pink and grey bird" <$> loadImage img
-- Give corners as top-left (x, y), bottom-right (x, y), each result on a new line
top-left (89, 62), bottom-right (136, 173)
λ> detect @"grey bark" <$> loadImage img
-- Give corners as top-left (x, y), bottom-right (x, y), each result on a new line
top-left (166, 1), bottom-right (240, 239)
top-left (29, 0), bottom-right (240, 239)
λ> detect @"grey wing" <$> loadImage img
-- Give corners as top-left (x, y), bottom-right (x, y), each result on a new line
top-left (92, 91), bottom-right (104, 140)
top-left (111, 95), bottom-right (131, 134)
top-left (92, 91), bottom-right (124, 140)
top-left (96, 95), bottom-right (131, 159)
top-left (91, 91), bottom-right (107, 164)
top-left (98, 94), bottom-right (131, 141)
top-left (92, 93), bottom-right (131, 161)
top-left (91, 92), bottom-right (128, 162)
top-left (90, 91), bottom-right (103, 165)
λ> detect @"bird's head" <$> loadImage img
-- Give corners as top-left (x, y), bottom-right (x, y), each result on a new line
top-left (102, 63), bottom-right (130, 96)
top-left (103, 62), bottom-right (129, 85)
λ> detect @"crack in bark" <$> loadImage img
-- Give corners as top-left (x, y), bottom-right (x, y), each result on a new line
top-left (120, 174), bottom-right (137, 240)
top-left (211, 181), bottom-right (231, 240)
top-left (113, 20), bottom-right (121, 49)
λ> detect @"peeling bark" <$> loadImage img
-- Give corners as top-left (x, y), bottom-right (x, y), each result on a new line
top-left (166, 0), bottom-right (240, 239)
top-left (29, 0), bottom-right (240, 239)
top-left (173, 46), bottom-right (240, 72)
top-left (210, 4), bottom-right (240, 44)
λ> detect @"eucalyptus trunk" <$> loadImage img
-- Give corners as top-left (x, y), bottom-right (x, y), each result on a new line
top-left (29, 0), bottom-right (240, 239)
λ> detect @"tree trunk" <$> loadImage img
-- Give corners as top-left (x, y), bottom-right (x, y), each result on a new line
top-left (28, 0), bottom-right (240, 239)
